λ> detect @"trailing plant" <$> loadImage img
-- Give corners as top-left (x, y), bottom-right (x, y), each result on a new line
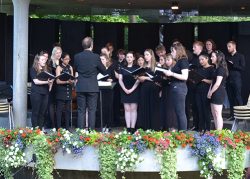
top-left (156, 141), bottom-right (178, 179)
top-left (226, 141), bottom-right (245, 179)
top-left (98, 143), bottom-right (117, 179)
top-left (32, 134), bottom-right (55, 179)
top-left (212, 130), bottom-right (246, 179)
top-left (0, 144), bottom-right (13, 179)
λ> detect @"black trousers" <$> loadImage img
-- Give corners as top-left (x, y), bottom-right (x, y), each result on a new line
top-left (169, 82), bottom-right (187, 130)
top-left (101, 89), bottom-right (114, 128)
top-left (30, 92), bottom-right (48, 129)
top-left (77, 92), bottom-right (98, 129)
top-left (227, 80), bottom-right (243, 116)
top-left (47, 92), bottom-right (56, 128)
top-left (186, 85), bottom-right (199, 129)
top-left (56, 99), bottom-right (71, 129)
top-left (195, 92), bottom-right (211, 131)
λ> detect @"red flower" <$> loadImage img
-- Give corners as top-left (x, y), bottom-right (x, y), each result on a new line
top-left (181, 143), bottom-right (187, 148)
top-left (21, 133), bottom-right (26, 138)
top-left (36, 129), bottom-right (41, 135)
top-left (57, 132), bottom-right (61, 137)
top-left (85, 137), bottom-right (91, 142)
top-left (55, 138), bottom-right (59, 142)
top-left (127, 136), bottom-right (132, 140)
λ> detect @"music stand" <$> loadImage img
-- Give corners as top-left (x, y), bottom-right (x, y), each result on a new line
top-left (98, 82), bottom-right (116, 129)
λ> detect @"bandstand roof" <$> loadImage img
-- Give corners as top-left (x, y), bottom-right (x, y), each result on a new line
top-left (1, 0), bottom-right (250, 17)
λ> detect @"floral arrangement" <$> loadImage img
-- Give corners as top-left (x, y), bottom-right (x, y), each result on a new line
top-left (212, 130), bottom-right (248, 179)
top-left (0, 128), bottom-right (250, 179)
top-left (191, 133), bottom-right (223, 179)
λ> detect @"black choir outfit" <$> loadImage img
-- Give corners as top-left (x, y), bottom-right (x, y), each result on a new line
top-left (186, 53), bottom-right (201, 129)
top-left (137, 68), bottom-right (161, 130)
top-left (211, 66), bottom-right (227, 105)
top-left (47, 61), bottom-right (58, 128)
top-left (120, 66), bottom-right (139, 103)
top-left (99, 62), bottom-right (117, 129)
top-left (226, 52), bottom-right (245, 116)
top-left (113, 60), bottom-right (126, 127)
top-left (162, 76), bottom-right (178, 131)
top-left (169, 58), bottom-right (189, 130)
top-left (195, 66), bottom-right (214, 131)
top-left (30, 68), bottom-right (50, 129)
top-left (56, 64), bottom-right (73, 129)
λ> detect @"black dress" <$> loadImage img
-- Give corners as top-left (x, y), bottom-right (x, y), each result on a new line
top-left (195, 66), bottom-right (214, 131)
top-left (137, 68), bottom-right (161, 130)
top-left (120, 66), bottom-right (139, 103)
top-left (56, 64), bottom-right (73, 129)
top-left (211, 66), bottom-right (227, 105)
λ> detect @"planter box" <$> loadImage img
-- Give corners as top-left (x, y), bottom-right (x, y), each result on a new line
top-left (25, 146), bottom-right (250, 172)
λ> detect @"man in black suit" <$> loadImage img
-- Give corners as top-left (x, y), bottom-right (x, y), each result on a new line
top-left (226, 41), bottom-right (245, 119)
top-left (74, 37), bottom-right (106, 129)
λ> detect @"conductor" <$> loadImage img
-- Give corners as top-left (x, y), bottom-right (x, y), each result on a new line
top-left (74, 37), bottom-right (106, 129)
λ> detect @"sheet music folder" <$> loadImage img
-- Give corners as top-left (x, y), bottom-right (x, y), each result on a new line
top-left (58, 73), bottom-right (75, 81)
top-left (121, 67), bottom-right (146, 76)
top-left (36, 71), bottom-right (56, 81)
top-left (155, 66), bottom-right (168, 76)
top-left (97, 73), bottom-right (110, 81)
top-left (188, 70), bottom-right (205, 84)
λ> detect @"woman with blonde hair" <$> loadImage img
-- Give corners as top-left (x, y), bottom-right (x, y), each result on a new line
top-left (47, 45), bottom-right (62, 128)
top-left (137, 49), bottom-right (161, 130)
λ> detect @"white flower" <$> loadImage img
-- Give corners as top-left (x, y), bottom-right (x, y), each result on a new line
top-left (66, 148), bottom-right (71, 154)
top-left (52, 128), bottom-right (56, 132)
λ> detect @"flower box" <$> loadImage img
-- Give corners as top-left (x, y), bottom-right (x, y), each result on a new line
top-left (25, 146), bottom-right (250, 172)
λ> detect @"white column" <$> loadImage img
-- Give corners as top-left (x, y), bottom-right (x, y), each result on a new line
top-left (12, 0), bottom-right (30, 128)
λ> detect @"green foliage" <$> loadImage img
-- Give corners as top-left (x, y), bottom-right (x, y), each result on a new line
top-left (30, 14), bottom-right (146, 23)
top-left (32, 135), bottom-right (54, 179)
top-left (158, 147), bottom-right (178, 179)
top-left (98, 144), bottom-right (117, 179)
top-left (226, 142), bottom-right (245, 179)
top-left (178, 16), bottom-right (250, 23)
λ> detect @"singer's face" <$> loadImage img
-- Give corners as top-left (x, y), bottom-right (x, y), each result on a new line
top-left (227, 43), bottom-right (235, 53)
top-left (137, 57), bottom-right (145, 67)
top-left (62, 55), bottom-right (70, 65)
top-left (199, 56), bottom-right (208, 66)
top-left (144, 51), bottom-right (151, 62)
top-left (126, 53), bottom-right (134, 64)
top-left (159, 56), bottom-right (165, 66)
top-left (55, 49), bottom-right (62, 60)
top-left (165, 57), bottom-right (173, 67)
top-left (100, 56), bottom-right (107, 66)
top-left (211, 53), bottom-right (217, 65)
top-left (171, 48), bottom-right (176, 59)
top-left (206, 41), bottom-right (213, 51)
top-left (43, 53), bottom-right (49, 62)
top-left (39, 55), bottom-right (47, 67)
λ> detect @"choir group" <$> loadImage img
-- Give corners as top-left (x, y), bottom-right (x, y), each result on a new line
top-left (29, 37), bottom-right (245, 132)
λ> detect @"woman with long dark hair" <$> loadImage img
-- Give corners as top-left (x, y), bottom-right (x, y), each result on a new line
top-left (195, 52), bottom-right (214, 131)
top-left (119, 52), bottom-right (140, 133)
top-left (207, 51), bottom-right (228, 130)
top-left (55, 52), bottom-right (74, 129)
